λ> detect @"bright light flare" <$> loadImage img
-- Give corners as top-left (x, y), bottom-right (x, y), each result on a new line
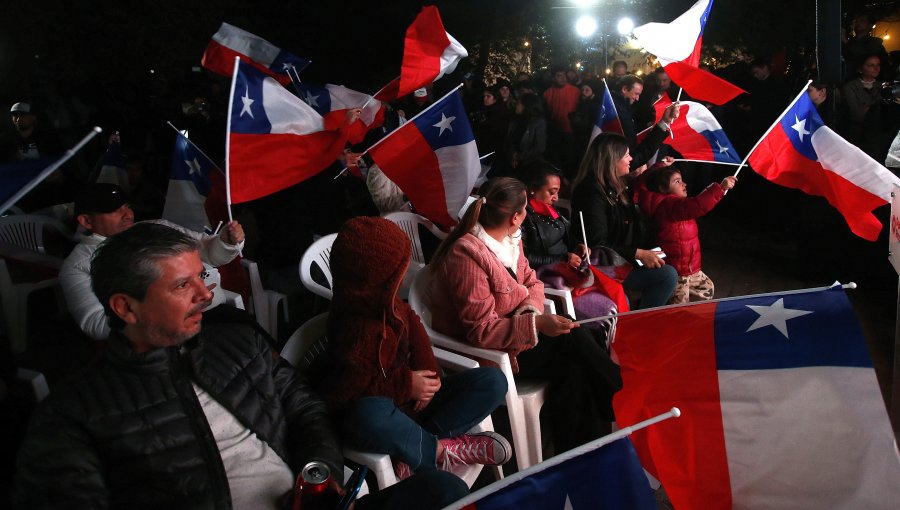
top-left (575, 15), bottom-right (598, 38)
top-left (617, 17), bottom-right (635, 35)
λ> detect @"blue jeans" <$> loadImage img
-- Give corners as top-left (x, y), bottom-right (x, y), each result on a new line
top-left (623, 265), bottom-right (678, 309)
top-left (340, 367), bottom-right (507, 472)
top-left (355, 469), bottom-right (468, 510)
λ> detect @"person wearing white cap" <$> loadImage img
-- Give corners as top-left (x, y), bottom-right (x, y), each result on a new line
top-left (8, 102), bottom-right (61, 161)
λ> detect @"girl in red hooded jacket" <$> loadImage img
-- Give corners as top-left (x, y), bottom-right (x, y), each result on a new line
top-left (636, 167), bottom-right (736, 304)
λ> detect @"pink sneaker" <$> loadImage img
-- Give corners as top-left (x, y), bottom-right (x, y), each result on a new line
top-left (439, 431), bottom-right (512, 470)
top-left (393, 460), bottom-right (413, 481)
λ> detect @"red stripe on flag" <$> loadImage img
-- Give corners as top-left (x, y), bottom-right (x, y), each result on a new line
top-left (228, 131), bottom-right (346, 203)
top-left (202, 41), bottom-right (292, 85)
top-left (748, 127), bottom-right (886, 240)
top-left (613, 303), bottom-right (732, 510)
top-left (369, 123), bottom-right (454, 226)
top-left (398, 6), bottom-right (451, 98)
top-left (665, 62), bottom-right (745, 105)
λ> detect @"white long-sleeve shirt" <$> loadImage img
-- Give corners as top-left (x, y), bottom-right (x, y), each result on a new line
top-left (59, 219), bottom-right (244, 340)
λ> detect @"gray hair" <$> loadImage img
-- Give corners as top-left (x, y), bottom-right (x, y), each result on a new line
top-left (91, 223), bottom-right (200, 331)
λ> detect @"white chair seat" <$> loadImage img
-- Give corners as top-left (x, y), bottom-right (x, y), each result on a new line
top-left (298, 234), bottom-right (337, 301)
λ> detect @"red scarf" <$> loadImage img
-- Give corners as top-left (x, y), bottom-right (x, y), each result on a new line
top-left (528, 197), bottom-right (559, 219)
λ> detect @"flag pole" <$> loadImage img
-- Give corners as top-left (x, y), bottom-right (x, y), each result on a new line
top-left (367, 76), bottom-right (399, 106)
top-left (166, 121), bottom-right (225, 175)
top-left (672, 159), bottom-right (743, 167)
top-left (732, 79), bottom-right (813, 179)
top-left (573, 281), bottom-right (857, 325)
top-left (224, 56), bottom-right (241, 223)
top-left (442, 407), bottom-right (682, 510)
top-left (578, 211), bottom-right (590, 259)
top-left (479, 151), bottom-right (495, 160)
top-left (0, 127), bottom-right (102, 215)
top-left (333, 83), bottom-right (465, 178)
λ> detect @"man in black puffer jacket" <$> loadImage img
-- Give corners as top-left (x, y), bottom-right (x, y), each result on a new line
top-left (15, 223), bottom-right (467, 510)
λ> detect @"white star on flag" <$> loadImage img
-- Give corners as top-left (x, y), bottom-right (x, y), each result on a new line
top-left (185, 158), bottom-right (202, 176)
top-left (745, 298), bottom-right (813, 338)
top-left (433, 113), bottom-right (455, 136)
top-left (791, 115), bottom-right (810, 142)
top-left (240, 87), bottom-right (255, 118)
top-left (563, 495), bottom-right (573, 510)
top-left (716, 140), bottom-right (729, 153)
top-left (305, 92), bottom-right (320, 108)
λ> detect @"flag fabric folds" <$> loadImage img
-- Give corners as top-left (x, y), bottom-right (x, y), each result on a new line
top-left (227, 60), bottom-right (348, 204)
top-left (95, 139), bottom-right (129, 188)
top-left (0, 159), bottom-right (52, 213)
top-left (368, 89), bottom-right (478, 227)
top-left (632, 0), bottom-right (745, 105)
top-left (612, 286), bottom-right (900, 510)
top-left (457, 438), bottom-right (655, 510)
top-left (588, 83), bottom-right (624, 146)
top-left (297, 83), bottom-right (385, 144)
top-left (748, 93), bottom-right (900, 240)
top-left (376, 6), bottom-right (467, 101)
top-left (163, 132), bottom-right (218, 232)
top-left (202, 22), bottom-right (310, 84)
top-left (639, 93), bottom-right (741, 164)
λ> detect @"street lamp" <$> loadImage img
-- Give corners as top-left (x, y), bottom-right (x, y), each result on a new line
top-left (617, 17), bottom-right (634, 35)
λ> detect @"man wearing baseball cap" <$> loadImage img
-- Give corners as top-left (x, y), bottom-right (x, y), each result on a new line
top-left (59, 183), bottom-right (245, 340)
top-left (7, 102), bottom-right (62, 161)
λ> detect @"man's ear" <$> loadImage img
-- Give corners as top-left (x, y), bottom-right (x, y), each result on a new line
top-left (76, 214), bottom-right (93, 231)
top-left (109, 294), bottom-right (139, 326)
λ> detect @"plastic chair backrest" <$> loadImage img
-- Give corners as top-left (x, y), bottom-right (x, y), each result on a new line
top-left (240, 259), bottom-right (270, 325)
top-left (298, 234), bottom-right (337, 300)
top-left (0, 214), bottom-right (72, 254)
top-left (383, 212), bottom-right (447, 264)
top-left (457, 196), bottom-right (478, 220)
top-left (281, 313), bottom-right (330, 369)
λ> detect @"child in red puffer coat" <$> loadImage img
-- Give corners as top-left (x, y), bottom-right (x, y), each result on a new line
top-left (636, 166), bottom-right (736, 304)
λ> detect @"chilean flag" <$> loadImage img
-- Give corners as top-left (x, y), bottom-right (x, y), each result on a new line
top-left (748, 93), bottom-right (900, 241)
top-left (368, 88), bottom-right (479, 228)
top-left (375, 6), bottom-right (467, 102)
top-left (638, 93), bottom-right (741, 164)
top-left (202, 22), bottom-right (310, 85)
top-left (588, 82), bottom-right (624, 146)
top-left (226, 60), bottom-right (348, 204)
top-left (613, 286), bottom-right (900, 510)
top-left (632, 0), bottom-right (745, 105)
top-left (297, 83), bottom-right (385, 145)
top-left (162, 131), bottom-right (220, 232)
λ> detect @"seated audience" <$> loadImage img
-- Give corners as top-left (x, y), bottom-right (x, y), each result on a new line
top-left (15, 223), bottom-right (468, 510)
top-left (428, 177), bottom-right (622, 454)
top-left (635, 166), bottom-right (737, 304)
top-left (572, 134), bottom-right (678, 309)
top-left (312, 217), bottom-right (511, 479)
top-left (59, 183), bottom-right (244, 340)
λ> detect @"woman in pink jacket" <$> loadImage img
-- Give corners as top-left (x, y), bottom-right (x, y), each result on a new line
top-left (429, 177), bottom-right (622, 454)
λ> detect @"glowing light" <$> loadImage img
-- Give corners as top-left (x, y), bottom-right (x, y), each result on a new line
top-left (636, 70), bottom-right (643, 76)
top-left (885, 34), bottom-right (891, 40)
top-left (605, 68), bottom-right (612, 74)
top-left (617, 17), bottom-right (635, 35)
top-left (575, 15), bottom-right (598, 38)
top-left (524, 40), bottom-right (531, 47)
top-left (571, 0), bottom-right (600, 6)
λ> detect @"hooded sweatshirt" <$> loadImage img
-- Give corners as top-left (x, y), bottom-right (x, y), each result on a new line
top-left (311, 217), bottom-right (439, 414)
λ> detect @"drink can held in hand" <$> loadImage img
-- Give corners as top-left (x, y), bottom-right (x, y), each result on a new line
top-left (291, 461), bottom-right (332, 510)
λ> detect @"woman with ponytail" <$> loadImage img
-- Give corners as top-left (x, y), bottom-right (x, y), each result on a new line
top-left (429, 177), bottom-right (622, 454)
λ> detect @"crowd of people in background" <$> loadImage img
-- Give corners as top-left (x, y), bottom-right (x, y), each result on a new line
top-left (3, 8), bottom-right (900, 510)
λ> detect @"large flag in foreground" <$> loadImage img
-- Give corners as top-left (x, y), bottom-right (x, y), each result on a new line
top-left (588, 82), bottom-right (624, 146)
top-left (637, 93), bottom-right (741, 164)
top-left (297, 83), bottom-right (385, 144)
top-left (446, 437), bottom-right (657, 510)
top-left (375, 6), bottom-right (467, 101)
top-left (202, 22), bottom-right (310, 84)
top-left (226, 60), bottom-right (348, 204)
top-left (613, 286), bottom-right (900, 510)
top-left (632, 0), bottom-right (744, 105)
top-left (748, 92), bottom-right (900, 240)
top-left (369, 89), bottom-right (478, 227)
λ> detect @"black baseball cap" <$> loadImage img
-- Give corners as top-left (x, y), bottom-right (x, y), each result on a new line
top-left (74, 183), bottom-right (129, 216)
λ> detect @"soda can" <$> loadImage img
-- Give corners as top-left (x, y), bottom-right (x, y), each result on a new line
top-left (292, 461), bottom-right (332, 510)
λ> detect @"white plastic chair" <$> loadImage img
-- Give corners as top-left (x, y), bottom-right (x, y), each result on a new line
top-left (408, 269), bottom-right (549, 470)
top-left (282, 313), bottom-right (501, 489)
top-left (0, 214), bottom-right (74, 254)
top-left (298, 234), bottom-right (337, 300)
top-left (457, 196), bottom-right (479, 220)
top-left (383, 212), bottom-right (447, 265)
top-left (0, 259), bottom-right (59, 353)
top-left (542, 287), bottom-right (575, 318)
top-left (239, 259), bottom-right (289, 338)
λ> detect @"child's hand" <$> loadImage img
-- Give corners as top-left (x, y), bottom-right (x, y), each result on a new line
top-left (720, 176), bottom-right (737, 191)
top-left (635, 248), bottom-right (666, 268)
top-left (410, 370), bottom-right (440, 407)
top-left (567, 252), bottom-right (583, 268)
top-left (660, 156), bottom-right (675, 167)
